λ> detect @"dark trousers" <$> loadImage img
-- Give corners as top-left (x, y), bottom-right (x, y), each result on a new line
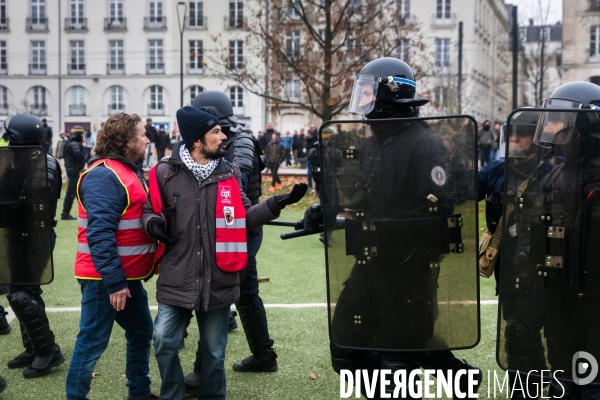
top-left (62, 167), bottom-right (79, 217)
top-left (284, 149), bottom-right (292, 166)
top-left (479, 145), bottom-right (492, 167)
top-left (156, 148), bottom-right (166, 161)
top-left (268, 162), bottom-right (281, 186)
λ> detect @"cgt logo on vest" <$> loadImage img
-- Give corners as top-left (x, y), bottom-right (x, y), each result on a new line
top-left (220, 186), bottom-right (232, 204)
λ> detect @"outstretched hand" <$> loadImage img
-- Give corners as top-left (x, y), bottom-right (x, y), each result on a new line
top-left (274, 183), bottom-right (308, 208)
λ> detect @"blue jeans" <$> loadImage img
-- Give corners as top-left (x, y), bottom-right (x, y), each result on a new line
top-left (66, 280), bottom-right (154, 400)
top-left (306, 161), bottom-right (313, 188)
top-left (154, 303), bottom-right (230, 400)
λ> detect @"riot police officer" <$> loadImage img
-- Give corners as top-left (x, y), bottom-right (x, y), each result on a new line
top-left (0, 114), bottom-right (65, 378)
top-left (526, 82), bottom-right (600, 399)
top-left (305, 57), bottom-right (481, 399)
top-left (184, 90), bottom-right (275, 394)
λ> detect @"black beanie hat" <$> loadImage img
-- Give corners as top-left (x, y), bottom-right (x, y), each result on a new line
top-left (176, 106), bottom-right (221, 148)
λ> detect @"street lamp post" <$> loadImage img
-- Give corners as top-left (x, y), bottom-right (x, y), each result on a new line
top-left (177, 2), bottom-right (187, 109)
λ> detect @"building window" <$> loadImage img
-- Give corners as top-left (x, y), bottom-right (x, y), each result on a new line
top-left (70, 0), bottom-right (84, 27)
top-left (109, 0), bottom-right (124, 26)
top-left (436, 0), bottom-right (451, 19)
top-left (0, 40), bottom-right (6, 73)
top-left (346, 29), bottom-right (361, 61)
top-left (31, 0), bottom-right (46, 25)
top-left (230, 87), bottom-right (243, 109)
top-left (31, 86), bottom-right (46, 115)
top-left (0, 85), bottom-right (7, 114)
top-left (591, 26), bottom-right (600, 59)
top-left (109, 40), bottom-right (124, 73)
top-left (69, 40), bottom-right (85, 74)
top-left (109, 85), bottom-right (125, 113)
top-left (286, 30), bottom-right (300, 58)
top-left (189, 40), bottom-right (203, 73)
top-left (0, 0), bottom-right (6, 28)
top-left (287, 0), bottom-right (300, 17)
top-left (70, 86), bottom-right (85, 115)
top-left (397, 0), bottom-right (410, 18)
top-left (435, 38), bottom-right (450, 68)
top-left (229, 0), bottom-right (243, 28)
top-left (149, 85), bottom-right (164, 113)
top-left (229, 40), bottom-right (243, 70)
top-left (149, 0), bottom-right (163, 22)
top-left (285, 79), bottom-right (301, 99)
top-left (591, 0), bottom-right (600, 11)
top-left (189, 0), bottom-right (204, 27)
top-left (395, 39), bottom-right (410, 62)
top-left (190, 85), bottom-right (203, 105)
top-left (148, 39), bottom-right (164, 73)
top-left (30, 41), bottom-right (46, 75)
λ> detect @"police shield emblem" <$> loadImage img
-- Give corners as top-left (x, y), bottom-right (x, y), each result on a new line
top-left (320, 116), bottom-right (479, 351)
top-left (497, 108), bottom-right (600, 386)
top-left (0, 146), bottom-right (53, 284)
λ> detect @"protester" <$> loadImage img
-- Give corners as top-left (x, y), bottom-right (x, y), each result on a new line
top-left (478, 120), bottom-right (494, 167)
top-left (65, 113), bottom-right (158, 400)
top-left (61, 128), bottom-right (86, 220)
top-left (142, 106), bottom-right (307, 399)
top-left (282, 131), bottom-right (293, 167)
top-left (305, 124), bottom-right (318, 190)
top-left (144, 118), bottom-right (157, 167)
top-left (41, 118), bottom-right (52, 154)
top-left (265, 133), bottom-right (285, 191)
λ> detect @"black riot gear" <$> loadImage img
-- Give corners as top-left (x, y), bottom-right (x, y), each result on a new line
top-left (348, 57), bottom-right (429, 119)
top-left (2, 114), bottom-right (45, 146)
top-left (192, 90), bottom-right (240, 130)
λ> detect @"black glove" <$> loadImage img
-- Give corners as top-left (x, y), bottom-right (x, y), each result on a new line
top-left (303, 204), bottom-right (323, 233)
top-left (147, 218), bottom-right (178, 245)
top-left (274, 183), bottom-right (308, 208)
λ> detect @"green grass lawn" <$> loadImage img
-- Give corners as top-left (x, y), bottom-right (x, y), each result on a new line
top-left (0, 177), bottom-right (511, 399)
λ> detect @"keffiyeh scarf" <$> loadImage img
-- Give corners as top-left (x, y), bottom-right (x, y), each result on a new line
top-left (179, 146), bottom-right (218, 182)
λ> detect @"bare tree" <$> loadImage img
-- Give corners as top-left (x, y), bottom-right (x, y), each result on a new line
top-left (206, 0), bottom-right (430, 122)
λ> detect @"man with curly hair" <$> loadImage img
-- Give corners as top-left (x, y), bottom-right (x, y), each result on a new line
top-left (65, 113), bottom-right (158, 400)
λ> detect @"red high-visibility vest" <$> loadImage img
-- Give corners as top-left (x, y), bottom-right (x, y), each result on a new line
top-left (148, 166), bottom-right (247, 273)
top-left (74, 159), bottom-right (156, 280)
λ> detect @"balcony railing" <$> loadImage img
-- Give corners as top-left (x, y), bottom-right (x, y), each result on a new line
top-left (147, 63), bottom-right (165, 74)
top-left (64, 17), bottom-right (88, 31)
top-left (144, 16), bottom-right (167, 30)
top-left (187, 63), bottom-right (203, 74)
top-left (68, 63), bottom-right (86, 75)
top-left (69, 104), bottom-right (86, 116)
top-left (148, 105), bottom-right (164, 116)
top-left (186, 17), bottom-right (207, 29)
top-left (29, 103), bottom-right (47, 115)
top-left (104, 18), bottom-right (127, 31)
top-left (0, 63), bottom-right (7, 75)
top-left (224, 16), bottom-right (244, 29)
top-left (26, 17), bottom-right (48, 31)
top-left (29, 63), bottom-right (47, 75)
top-left (107, 63), bottom-right (125, 75)
top-left (108, 104), bottom-right (126, 115)
top-left (0, 18), bottom-right (9, 32)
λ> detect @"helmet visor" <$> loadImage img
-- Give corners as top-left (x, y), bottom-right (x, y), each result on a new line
top-left (534, 108), bottom-right (577, 146)
top-left (348, 75), bottom-right (379, 117)
top-left (503, 116), bottom-right (537, 159)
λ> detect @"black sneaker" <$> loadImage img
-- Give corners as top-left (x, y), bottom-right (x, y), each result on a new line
top-left (232, 349), bottom-right (278, 373)
top-left (7, 351), bottom-right (35, 369)
top-left (0, 311), bottom-right (10, 335)
top-left (61, 214), bottom-right (76, 220)
top-left (22, 345), bottom-right (65, 378)
top-left (184, 371), bottom-right (200, 395)
top-left (229, 311), bottom-right (238, 332)
top-left (0, 375), bottom-right (6, 393)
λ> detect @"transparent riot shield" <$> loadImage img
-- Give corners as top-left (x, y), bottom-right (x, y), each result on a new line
top-left (321, 116), bottom-right (479, 352)
top-left (0, 146), bottom-right (53, 285)
top-left (497, 108), bottom-right (600, 386)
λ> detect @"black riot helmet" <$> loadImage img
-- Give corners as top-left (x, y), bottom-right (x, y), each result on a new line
top-left (1, 114), bottom-right (45, 146)
top-left (534, 81), bottom-right (600, 147)
top-left (348, 57), bottom-right (429, 119)
top-left (192, 90), bottom-right (240, 129)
